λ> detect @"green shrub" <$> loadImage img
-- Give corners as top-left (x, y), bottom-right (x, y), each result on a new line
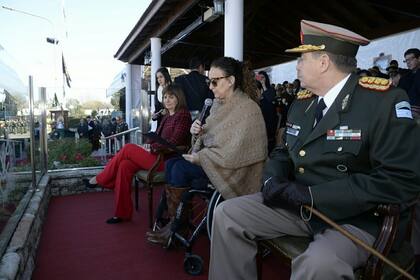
top-left (48, 138), bottom-right (100, 168)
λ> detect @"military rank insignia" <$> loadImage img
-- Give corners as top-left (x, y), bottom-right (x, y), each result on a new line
top-left (327, 127), bottom-right (361, 140)
top-left (358, 77), bottom-right (391, 91)
top-left (286, 122), bottom-right (301, 136)
top-left (296, 89), bottom-right (314, 100)
top-left (395, 101), bottom-right (413, 119)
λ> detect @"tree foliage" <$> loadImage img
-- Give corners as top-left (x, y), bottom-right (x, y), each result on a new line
top-left (81, 100), bottom-right (110, 111)
top-left (66, 98), bottom-right (83, 117)
top-left (110, 92), bottom-right (120, 110)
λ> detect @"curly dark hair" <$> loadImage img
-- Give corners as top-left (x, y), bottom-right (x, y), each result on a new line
top-left (210, 57), bottom-right (258, 103)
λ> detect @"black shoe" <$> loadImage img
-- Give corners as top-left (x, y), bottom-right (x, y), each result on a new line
top-left (83, 178), bottom-right (97, 189)
top-left (106, 217), bottom-right (123, 224)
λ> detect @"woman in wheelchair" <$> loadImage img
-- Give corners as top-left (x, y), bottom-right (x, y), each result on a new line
top-left (146, 56), bottom-right (268, 245)
top-left (84, 85), bottom-right (192, 224)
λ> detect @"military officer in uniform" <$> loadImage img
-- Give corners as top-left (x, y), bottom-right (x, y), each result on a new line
top-left (209, 20), bottom-right (420, 280)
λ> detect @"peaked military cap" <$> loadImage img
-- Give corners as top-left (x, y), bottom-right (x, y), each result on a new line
top-left (286, 20), bottom-right (370, 57)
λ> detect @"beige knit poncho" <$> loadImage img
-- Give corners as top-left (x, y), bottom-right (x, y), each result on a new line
top-left (194, 89), bottom-right (268, 199)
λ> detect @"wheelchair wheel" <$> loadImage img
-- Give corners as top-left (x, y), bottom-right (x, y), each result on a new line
top-left (206, 191), bottom-right (224, 239)
top-left (184, 254), bottom-right (204, 275)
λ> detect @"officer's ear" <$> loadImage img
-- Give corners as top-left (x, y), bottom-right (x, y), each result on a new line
top-left (319, 53), bottom-right (331, 73)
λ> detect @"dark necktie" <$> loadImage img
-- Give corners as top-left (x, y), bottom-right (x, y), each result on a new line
top-left (314, 98), bottom-right (327, 126)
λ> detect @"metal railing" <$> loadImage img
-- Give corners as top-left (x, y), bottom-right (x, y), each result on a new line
top-left (0, 139), bottom-right (25, 168)
top-left (99, 127), bottom-right (142, 160)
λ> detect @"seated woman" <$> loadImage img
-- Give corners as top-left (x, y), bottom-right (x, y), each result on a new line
top-left (85, 84), bottom-right (192, 224)
top-left (147, 56), bottom-right (268, 244)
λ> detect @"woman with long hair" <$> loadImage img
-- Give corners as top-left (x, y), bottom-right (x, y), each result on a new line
top-left (152, 67), bottom-right (172, 129)
top-left (84, 85), bottom-right (191, 224)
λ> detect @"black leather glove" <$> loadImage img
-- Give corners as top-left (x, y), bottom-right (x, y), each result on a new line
top-left (262, 177), bottom-right (311, 212)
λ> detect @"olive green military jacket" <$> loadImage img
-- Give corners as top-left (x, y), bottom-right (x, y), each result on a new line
top-left (264, 74), bottom-right (420, 239)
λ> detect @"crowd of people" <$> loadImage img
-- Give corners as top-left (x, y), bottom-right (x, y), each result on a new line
top-left (77, 115), bottom-right (129, 151)
top-left (82, 19), bottom-right (419, 280)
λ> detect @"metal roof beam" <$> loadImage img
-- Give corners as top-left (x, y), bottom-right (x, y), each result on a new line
top-left (125, 0), bottom-right (200, 63)
top-left (161, 7), bottom-right (222, 55)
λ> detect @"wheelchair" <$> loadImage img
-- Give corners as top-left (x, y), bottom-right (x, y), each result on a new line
top-left (152, 180), bottom-right (224, 276)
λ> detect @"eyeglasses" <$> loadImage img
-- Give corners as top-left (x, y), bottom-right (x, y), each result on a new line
top-left (207, 76), bottom-right (230, 87)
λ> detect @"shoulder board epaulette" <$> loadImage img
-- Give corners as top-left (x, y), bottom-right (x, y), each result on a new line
top-left (296, 89), bottom-right (314, 100)
top-left (358, 77), bottom-right (391, 92)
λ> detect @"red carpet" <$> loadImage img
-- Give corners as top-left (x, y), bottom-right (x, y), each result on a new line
top-left (33, 187), bottom-right (290, 280)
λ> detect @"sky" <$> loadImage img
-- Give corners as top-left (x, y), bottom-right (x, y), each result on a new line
top-left (0, 0), bottom-right (151, 103)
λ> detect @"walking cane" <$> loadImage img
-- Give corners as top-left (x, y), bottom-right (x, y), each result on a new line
top-left (303, 205), bottom-right (416, 280)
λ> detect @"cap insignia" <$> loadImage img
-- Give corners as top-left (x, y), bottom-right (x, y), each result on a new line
top-left (358, 77), bottom-right (391, 92)
top-left (296, 89), bottom-right (314, 100)
top-left (286, 44), bottom-right (325, 53)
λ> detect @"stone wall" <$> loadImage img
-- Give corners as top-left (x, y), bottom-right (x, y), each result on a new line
top-left (0, 175), bottom-right (50, 280)
top-left (48, 167), bottom-right (105, 196)
top-left (0, 167), bottom-right (103, 280)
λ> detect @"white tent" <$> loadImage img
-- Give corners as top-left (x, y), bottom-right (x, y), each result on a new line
top-left (0, 44), bottom-right (27, 99)
top-left (106, 69), bottom-right (127, 97)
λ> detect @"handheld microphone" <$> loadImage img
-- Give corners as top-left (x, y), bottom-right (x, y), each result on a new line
top-left (191, 99), bottom-right (213, 153)
top-left (197, 98), bottom-right (213, 123)
top-left (152, 109), bottom-right (166, 121)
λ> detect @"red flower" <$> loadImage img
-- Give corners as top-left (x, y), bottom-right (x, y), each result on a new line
top-left (60, 154), bottom-right (67, 161)
top-left (75, 153), bottom-right (84, 161)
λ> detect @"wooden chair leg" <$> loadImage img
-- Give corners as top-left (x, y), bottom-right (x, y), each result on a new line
top-left (257, 243), bottom-right (263, 280)
top-left (135, 178), bottom-right (139, 211)
top-left (148, 183), bottom-right (153, 228)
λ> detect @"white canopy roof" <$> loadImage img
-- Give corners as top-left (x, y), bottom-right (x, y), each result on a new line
top-left (0, 45), bottom-right (27, 99)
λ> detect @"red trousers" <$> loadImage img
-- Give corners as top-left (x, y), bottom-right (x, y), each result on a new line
top-left (96, 143), bottom-right (164, 219)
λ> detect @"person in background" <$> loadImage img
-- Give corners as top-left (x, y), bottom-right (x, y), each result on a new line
top-left (398, 48), bottom-right (420, 277)
top-left (258, 70), bottom-right (278, 154)
top-left (357, 69), bottom-right (372, 77)
top-left (399, 48), bottom-right (420, 118)
top-left (152, 67), bottom-right (172, 130)
top-left (389, 68), bottom-right (402, 87)
top-left (293, 78), bottom-right (301, 94)
top-left (56, 117), bottom-right (65, 139)
top-left (209, 20), bottom-right (420, 280)
top-left (100, 117), bottom-right (113, 153)
top-left (368, 65), bottom-right (389, 78)
top-left (174, 57), bottom-right (214, 119)
top-left (101, 117), bottom-right (113, 138)
top-left (77, 118), bottom-right (88, 138)
top-left (110, 117), bottom-right (117, 135)
top-left (91, 118), bottom-right (102, 151)
top-left (84, 85), bottom-right (192, 224)
top-left (115, 116), bottom-right (129, 146)
top-left (147, 57), bottom-right (267, 245)
top-left (86, 115), bottom-right (94, 142)
top-left (386, 59), bottom-right (410, 77)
